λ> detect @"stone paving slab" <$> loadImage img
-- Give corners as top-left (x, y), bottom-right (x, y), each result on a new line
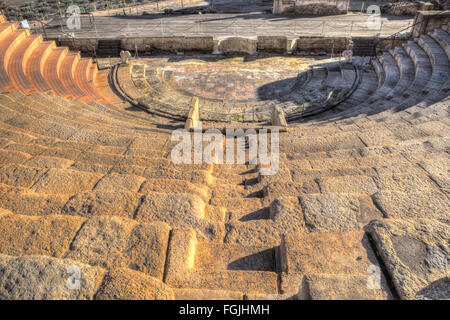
top-left (368, 219), bottom-right (450, 300)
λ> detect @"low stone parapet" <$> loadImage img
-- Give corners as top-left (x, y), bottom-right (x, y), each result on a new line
top-left (213, 36), bottom-right (258, 55)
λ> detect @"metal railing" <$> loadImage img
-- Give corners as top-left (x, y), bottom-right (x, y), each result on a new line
top-left (379, 11), bottom-right (449, 50)
top-left (39, 17), bottom-right (412, 39)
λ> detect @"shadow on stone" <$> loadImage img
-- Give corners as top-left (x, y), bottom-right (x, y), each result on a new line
top-left (227, 248), bottom-right (275, 271)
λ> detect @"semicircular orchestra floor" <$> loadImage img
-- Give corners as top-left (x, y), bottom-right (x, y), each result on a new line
top-left (122, 55), bottom-right (356, 122)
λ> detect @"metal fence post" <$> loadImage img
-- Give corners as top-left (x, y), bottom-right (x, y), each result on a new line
top-left (331, 39), bottom-right (335, 59)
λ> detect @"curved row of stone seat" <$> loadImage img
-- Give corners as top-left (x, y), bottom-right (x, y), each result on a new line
top-left (286, 62), bottom-right (359, 120)
top-left (0, 210), bottom-right (176, 299)
top-left (0, 28), bottom-right (28, 93)
top-left (0, 89), bottom-right (237, 224)
top-left (0, 91), bottom-right (170, 139)
top-left (0, 210), bottom-right (290, 299)
top-left (0, 89), bottom-right (285, 298)
top-left (309, 25), bottom-right (450, 126)
top-left (119, 60), bottom-right (357, 123)
top-left (26, 41), bottom-right (54, 92)
top-left (236, 134), bottom-right (447, 232)
top-left (236, 26), bottom-right (450, 299)
top-left (235, 102), bottom-right (448, 299)
top-left (1, 79), bottom-right (442, 298)
top-left (0, 11), bottom-right (448, 299)
top-left (7, 34), bottom-right (41, 93)
top-left (0, 19), bottom-right (105, 103)
top-left (231, 27), bottom-right (449, 297)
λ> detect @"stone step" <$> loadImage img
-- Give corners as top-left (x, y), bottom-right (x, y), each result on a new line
top-left (194, 242), bottom-right (276, 272)
top-left (0, 111), bottom-right (167, 149)
top-left (210, 183), bottom-right (262, 200)
top-left (299, 274), bottom-right (390, 300)
top-left (270, 148), bottom-right (445, 188)
top-left (74, 58), bottom-right (103, 102)
top-left (175, 269), bottom-right (279, 294)
top-left (0, 29), bottom-right (29, 92)
top-left (371, 58), bottom-right (385, 89)
top-left (0, 92), bottom-right (175, 139)
top-left (389, 46), bottom-right (415, 96)
top-left (210, 197), bottom-right (269, 221)
top-left (367, 218), bottom-right (449, 299)
top-left (0, 23), bottom-right (15, 42)
top-left (281, 161), bottom-right (428, 185)
top-left (0, 211), bottom-right (171, 279)
top-left (0, 252), bottom-right (174, 300)
top-left (24, 41), bottom-right (54, 92)
top-left (377, 52), bottom-right (401, 93)
top-left (264, 171), bottom-right (441, 198)
top-left (403, 41), bottom-right (433, 83)
top-left (7, 34), bottom-right (42, 93)
top-left (418, 34), bottom-right (450, 69)
top-left (212, 170), bottom-right (260, 184)
top-left (0, 162), bottom-right (210, 198)
top-left (43, 47), bottom-right (71, 97)
top-left (280, 230), bottom-right (392, 298)
top-left (430, 28), bottom-right (450, 62)
top-left (164, 228), bottom-right (279, 294)
top-left (173, 288), bottom-right (244, 300)
top-left (60, 53), bottom-right (89, 100)
top-left (313, 66), bottom-right (379, 120)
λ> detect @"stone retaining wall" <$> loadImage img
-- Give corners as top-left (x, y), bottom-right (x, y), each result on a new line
top-left (53, 35), bottom-right (359, 56)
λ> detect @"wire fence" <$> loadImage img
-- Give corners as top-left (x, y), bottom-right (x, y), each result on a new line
top-left (38, 17), bottom-right (413, 39)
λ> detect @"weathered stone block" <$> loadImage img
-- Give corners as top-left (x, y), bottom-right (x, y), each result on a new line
top-left (0, 254), bottom-right (105, 300)
top-left (95, 268), bottom-right (174, 300)
top-left (368, 219), bottom-right (449, 299)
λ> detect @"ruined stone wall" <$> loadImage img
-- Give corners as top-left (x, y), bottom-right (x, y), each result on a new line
top-left (55, 38), bottom-right (98, 54)
top-left (273, 0), bottom-right (350, 15)
top-left (411, 10), bottom-right (450, 38)
top-left (381, 1), bottom-right (435, 16)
